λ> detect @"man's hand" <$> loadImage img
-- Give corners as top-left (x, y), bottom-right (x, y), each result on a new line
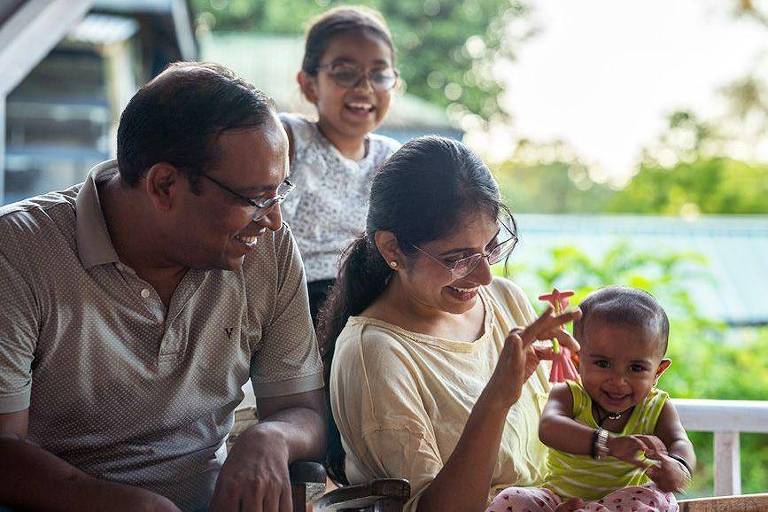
top-left (1, 413), bottom-right (182, 512)
top-left (209, 426), bottom-right (292, 512)
top-left (90, 483), bottom-right (182, 512)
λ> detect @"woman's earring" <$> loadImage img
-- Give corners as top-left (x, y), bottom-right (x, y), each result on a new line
top-left (389, 261), bottom-right (398, 269)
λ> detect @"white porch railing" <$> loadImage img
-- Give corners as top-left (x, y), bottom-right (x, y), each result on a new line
top-left (673, 399), bottom-right (768, 496)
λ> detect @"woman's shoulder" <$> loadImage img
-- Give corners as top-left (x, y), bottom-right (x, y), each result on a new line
top-left (334, 317), bottom-right (424, 392)
top-left (338, 317), bottom-right (431, 370)
top-left (485, 276), bottom-right (531, 308)
top-left (337, 316), bottom-right (413, 358)
top-left (483, 277), bottom-right (538, 328)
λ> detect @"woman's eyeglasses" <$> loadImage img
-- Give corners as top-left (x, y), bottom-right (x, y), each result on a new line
top-left (202, 174), bottom-right (295, 221)
top-left (411, 221), bottom-right (518, 280)
top-left (316, 63), bottom-right (399, 92)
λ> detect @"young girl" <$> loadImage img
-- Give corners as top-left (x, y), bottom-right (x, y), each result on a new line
top-left (488, 286), bottom-right (695, 512)
top-left (280, 6), bottom-right (401, 323)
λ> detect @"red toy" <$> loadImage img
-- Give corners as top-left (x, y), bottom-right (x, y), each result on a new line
top-left (538, 288), bottom-right (580, 383)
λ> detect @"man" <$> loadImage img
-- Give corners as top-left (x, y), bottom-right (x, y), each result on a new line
top-left (0, 63), bottom-right (325, 511)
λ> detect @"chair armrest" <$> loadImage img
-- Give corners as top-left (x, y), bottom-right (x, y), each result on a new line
top-left (289, 460), bottom-right (327, 485)
top-left (289, 461), bottom-right (327, 508)
top-left (314, 478), bottom-right (410, 511)
top-left (679, 493), bottom-right (768, 512)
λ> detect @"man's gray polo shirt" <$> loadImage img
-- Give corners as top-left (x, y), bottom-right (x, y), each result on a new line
top-left (0, 161), bottom-right (324, 511)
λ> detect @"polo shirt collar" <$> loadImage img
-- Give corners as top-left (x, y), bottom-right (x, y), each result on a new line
top-left (76, 160), bottom-right (121, 269)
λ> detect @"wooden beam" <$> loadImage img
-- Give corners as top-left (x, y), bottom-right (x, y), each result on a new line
top-left (0, 0), bottom-right (94, 97)
top-left (171, 0), bottom-right (197, 61)
top-left (714, 431), bottom-right (741, 496)
top-left (674, 399), bottom-right (768, 433)
top-left (0, 95), bottom-right (5, 204)
top-left (680, 493), bottom-right (768, 512)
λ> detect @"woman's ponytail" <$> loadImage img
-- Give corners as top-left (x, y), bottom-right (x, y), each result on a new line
top-left (316, 234), bottom-right (392, 483)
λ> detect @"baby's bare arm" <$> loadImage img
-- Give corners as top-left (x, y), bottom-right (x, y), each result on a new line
top-left (638, 401), bottom-right (696, 492)
top-left (539, 384), bottom-right (596, 455)
top-left (655, 400), bottom-right (696, 470)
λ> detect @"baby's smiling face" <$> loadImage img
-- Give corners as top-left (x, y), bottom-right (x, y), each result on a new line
top-left (578, 320), bottom-right (670, 415)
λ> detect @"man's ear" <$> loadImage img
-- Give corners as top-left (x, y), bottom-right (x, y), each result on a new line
top-left (297, 71), bottom-right (318, 104)
top-left (655, 358), bottom-right (672, 384)
top-left (374, 230), bottom-right (404, 270)
top-left (144, 163), bottom-right (182, 211)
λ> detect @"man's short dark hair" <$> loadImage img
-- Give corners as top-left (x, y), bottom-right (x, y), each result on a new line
top-left (116, 62), bottom-right (276, 188)
top-left (574, 286), bottom-right (670, 356)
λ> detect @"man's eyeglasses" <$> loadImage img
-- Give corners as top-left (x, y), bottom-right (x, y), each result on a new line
top-left (411, 221), bottom-right (518, 280)
top-left (316, 63), bottom-right (399, 92)
top-left (201, 174), bottom-right (295, 221)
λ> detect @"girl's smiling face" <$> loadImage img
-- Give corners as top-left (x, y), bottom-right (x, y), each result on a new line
top-left (578, 320), bottom-right (671, 415)
top-left (300, 29), bottom-right (395, 148)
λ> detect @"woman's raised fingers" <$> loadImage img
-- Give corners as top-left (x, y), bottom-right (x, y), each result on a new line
top-left (550, 328), bottom-right (581, 353)
top-left (519, 306), bottom-right (582, 348)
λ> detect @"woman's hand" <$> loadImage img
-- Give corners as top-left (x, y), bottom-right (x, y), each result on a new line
top-left (487, 305), bottom-right (581, 409)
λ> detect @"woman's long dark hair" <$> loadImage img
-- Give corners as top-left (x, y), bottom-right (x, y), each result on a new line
top-left (316, 136), bottom-right (516, 484)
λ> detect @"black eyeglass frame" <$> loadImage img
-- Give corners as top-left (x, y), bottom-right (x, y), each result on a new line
top-left (201, 174), bottom-right (295, 220)
top-left (315, 63), bottom-right (400, 92)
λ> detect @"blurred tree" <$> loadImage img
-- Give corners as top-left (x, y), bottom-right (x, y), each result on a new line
top-left (491, 139), bottom-right (615, 213)
top-left (490, 117), bottom-right (768, 215)
top-left (601, 3), bottom-right (768, 218)
top-left (606, 104), bottom-right (768, 216)
top-left (718, 2), bottom-right (768, 154)
top-left (605, 108), bottom-right (768, 215)
top-left (731, 0), bottom-right (768, 27)
top-left (494, 160), bottom-right (615, 214)
top-left (191, 0), bottom-right (535, 123)
top-left (606, 157), bottom-right (768, 215)
top-left (640, 111), bottom-right (722, 166)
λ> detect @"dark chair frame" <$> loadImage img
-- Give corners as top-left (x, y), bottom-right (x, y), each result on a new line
top-left (288, 461), bottom-right (327, 512)
top-left (314, 478), bottom-right (410, 511)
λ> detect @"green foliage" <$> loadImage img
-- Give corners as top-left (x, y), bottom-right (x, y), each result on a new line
top-left (493, 160), bottom-right (614, 213)
top-left (191, 0), bottom-right (531, 121)
top-left (491, 151), bottom-right (768, 215)
top-left (499, 243), bottom-right (768, 496)
top-left (607, 157), bottom-right (768, 215)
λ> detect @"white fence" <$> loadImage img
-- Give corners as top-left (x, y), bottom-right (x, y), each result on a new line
top-left (673, 399), bottom-right (768, 496)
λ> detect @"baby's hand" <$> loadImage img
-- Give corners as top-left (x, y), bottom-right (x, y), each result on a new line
top-left (645, 452), bottom-right (692, 493)
top-left (606, 434), bottom-right (667, 467)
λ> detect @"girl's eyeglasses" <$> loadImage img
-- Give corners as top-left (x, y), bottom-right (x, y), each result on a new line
top-left (316, 63), bottom-right (399, 92)
top-left (202, 174), bottom-right (295, 221)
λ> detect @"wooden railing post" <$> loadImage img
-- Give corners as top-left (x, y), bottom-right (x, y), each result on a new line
top-left (673, 399), bottom-right (768, 497)
top-left (713, 431), bottom-right (740, 496)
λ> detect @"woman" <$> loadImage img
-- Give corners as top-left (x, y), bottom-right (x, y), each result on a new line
top-left (319, 136), bottom-right (581, 512)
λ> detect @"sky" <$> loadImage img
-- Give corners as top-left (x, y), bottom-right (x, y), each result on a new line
top-left (479, 0), bottom-right (767, 182)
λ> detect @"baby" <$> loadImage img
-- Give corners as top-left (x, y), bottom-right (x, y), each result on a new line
top-left (488, 286), bottom-right (695, 512)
